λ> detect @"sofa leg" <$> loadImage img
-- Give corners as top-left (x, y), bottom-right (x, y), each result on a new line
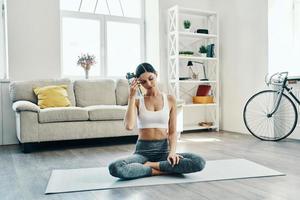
top-left (22, 143), bottom-right (35, 153)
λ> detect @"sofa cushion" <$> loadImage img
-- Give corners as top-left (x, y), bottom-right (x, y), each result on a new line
top-left (74, 79), bottom-right (116, 107)
top-left (33, 85), bottom-right (71, 109)
top-left (115, 79), bottom-right (147, 105)
top-left (9, 79), bottom-right (76, 106)
top-left (85, 105), bottom-right (127, 121)
top-left (38, 107), bottom-right (89, 123)
top-left (115, 79), bottom-right (130, 105)
top-left (115, 79), bottom-right (168, 105)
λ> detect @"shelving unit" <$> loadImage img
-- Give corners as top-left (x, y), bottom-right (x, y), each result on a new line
top-left (167, 5), bottom-right (219, 132)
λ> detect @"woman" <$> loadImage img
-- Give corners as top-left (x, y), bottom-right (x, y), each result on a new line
top-left (108, 63), bottom-right (206, 179)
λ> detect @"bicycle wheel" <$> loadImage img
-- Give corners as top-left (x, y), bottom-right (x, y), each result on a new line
top-left (243, 90), bottom-right (298, 141)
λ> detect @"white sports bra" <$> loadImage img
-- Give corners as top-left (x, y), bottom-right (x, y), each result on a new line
top-left (137, 93), bottom-right (169, 129)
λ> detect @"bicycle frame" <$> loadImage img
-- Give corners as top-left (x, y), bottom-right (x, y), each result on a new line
top-left (268, 77), bottom-right (300, 117)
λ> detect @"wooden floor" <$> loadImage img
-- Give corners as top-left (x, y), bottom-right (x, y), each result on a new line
top-left (1, 131), bottom-right (300, 200)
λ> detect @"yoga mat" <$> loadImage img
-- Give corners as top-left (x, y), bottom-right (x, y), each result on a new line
top-left (45, 159), bottom-right (284, 194)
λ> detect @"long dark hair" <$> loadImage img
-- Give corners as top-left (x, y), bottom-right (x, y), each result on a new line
top-left (135, 63), bottom-right (157, 78)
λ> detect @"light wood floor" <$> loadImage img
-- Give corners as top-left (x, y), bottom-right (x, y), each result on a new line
top-left (0, 131), bottom-right (300, 200)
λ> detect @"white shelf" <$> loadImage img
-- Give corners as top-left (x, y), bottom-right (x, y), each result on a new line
top-left (170, 79), bottom-right (217, 84)
top-left (178, 55), bottom-right (218, 61)
top-left (179, 80), bottom-right (217, 83)
top-left (183, 103), bottom-right (218, 107)
top-left (170, 31), bottom-right (217, 39)
top-left (183, 124), bottom-right (217, 131)
top-left (179, 7), bottom-right (217, 16)
top-left (180, 32), bottom-right (217, 38)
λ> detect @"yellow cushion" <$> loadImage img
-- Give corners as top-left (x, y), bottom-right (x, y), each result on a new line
top-left (33, 85), bottom-right (71, 109)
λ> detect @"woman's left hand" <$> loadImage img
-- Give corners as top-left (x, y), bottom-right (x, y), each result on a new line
top-left (167, 152), bottom-right (183, 167)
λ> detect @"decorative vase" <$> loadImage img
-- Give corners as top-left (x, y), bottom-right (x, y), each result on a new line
top-left (184, 28), bottom-right (190, 32)
top-left (200, 53), bottom-right (207, 57)
top-left (85, 69), bottom-right (89, 79)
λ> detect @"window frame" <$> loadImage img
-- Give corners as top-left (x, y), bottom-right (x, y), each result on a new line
top-left (60, 0), bottom-right (145, 79)
top-left (0, 0), bottom-right (8, 79)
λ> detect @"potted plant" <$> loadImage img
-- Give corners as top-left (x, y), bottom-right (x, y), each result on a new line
top-left (183, 20), bottom-right (191, 32)
top-left (77, 53), bottom-right (96, 79)
top-left (199, 45), bottom-right (207, 57)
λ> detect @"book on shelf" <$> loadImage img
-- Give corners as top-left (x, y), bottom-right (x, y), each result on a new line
top-left (206, 44), bottom-right (215, 57)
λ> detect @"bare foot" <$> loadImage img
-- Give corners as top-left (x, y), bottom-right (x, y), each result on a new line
top-left (143, 161), bottom-right (160, 170)
top-left (143, 161), bottom-right (151, 167)
top-left (151, 168), bottom-right (169, 176)
top-left (144, 162), bottom-right (169, 176)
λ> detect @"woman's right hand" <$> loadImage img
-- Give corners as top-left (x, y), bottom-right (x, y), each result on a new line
top-left (129, 78), bottom-right (139, 98)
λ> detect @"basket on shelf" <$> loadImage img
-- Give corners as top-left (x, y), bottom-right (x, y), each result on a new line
top-left (192, 96), bottom-right (214, 104)
top-left (192, 84), bottom-right (214, 104)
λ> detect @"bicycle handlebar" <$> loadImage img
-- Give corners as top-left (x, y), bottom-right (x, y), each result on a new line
top-left (265, 72), bottom-right (289, 86)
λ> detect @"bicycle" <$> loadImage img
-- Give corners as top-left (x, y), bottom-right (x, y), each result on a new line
top-left (243, 72), bottom-right (300, 141)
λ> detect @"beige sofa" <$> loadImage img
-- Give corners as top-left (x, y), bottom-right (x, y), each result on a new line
top-left (9, 78), bottom-right (142, 152)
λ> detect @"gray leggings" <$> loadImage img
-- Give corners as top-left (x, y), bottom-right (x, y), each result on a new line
top-left (108, 139), bottom-right (206, 179)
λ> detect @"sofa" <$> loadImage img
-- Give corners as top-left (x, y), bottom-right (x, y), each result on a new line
top-left (9, 78), bottom-right (147, 152)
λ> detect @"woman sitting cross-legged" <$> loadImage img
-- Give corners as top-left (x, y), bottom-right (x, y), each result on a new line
top-left (108, 63), bottom-right (206, 179)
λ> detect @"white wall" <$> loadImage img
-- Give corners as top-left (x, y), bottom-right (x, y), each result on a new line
top-left (212, 0), bottom-right (269, 133)
top-left (7, 0), bottom-right (61, 81)
top-left (145, 0), bottom-right (160, 73)
top-left (0, 0), bottom-right (6, 79)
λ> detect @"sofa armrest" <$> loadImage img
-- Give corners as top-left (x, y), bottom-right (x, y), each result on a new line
top-left (12, 101), bottom-right (40, 113)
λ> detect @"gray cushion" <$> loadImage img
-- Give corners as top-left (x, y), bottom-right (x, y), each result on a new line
top-left (85, 105), bottom-right (127, 121)
top-left (115, 79), bottom-right (130, 105)
top-left (38, 107), bottom-right (89, 123)
top-left (74, 79), bottom-right (116, 107)
top-left (12, 100), bottom-right (40, 113)
top-left (37, 121), bottom-right (137, 142)
top-left (9, 79), bottom-right (76, 106)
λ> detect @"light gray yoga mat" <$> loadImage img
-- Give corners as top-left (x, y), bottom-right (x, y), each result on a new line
top-left (45, 159), bottom-right (284, 194)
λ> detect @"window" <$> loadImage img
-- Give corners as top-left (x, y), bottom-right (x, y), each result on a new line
top-left (60, 0), bottom-right (144, 78)
top-left (294, 0), bottom-right (300, 73)
top-left (61, 0), bottom-right (142, 18)
top-left (62, 18), bottom-right (101, 76)
top-left (106, 21), bottom-right (141, 76)
top-left (268, 0), bottom-right (300, 76)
